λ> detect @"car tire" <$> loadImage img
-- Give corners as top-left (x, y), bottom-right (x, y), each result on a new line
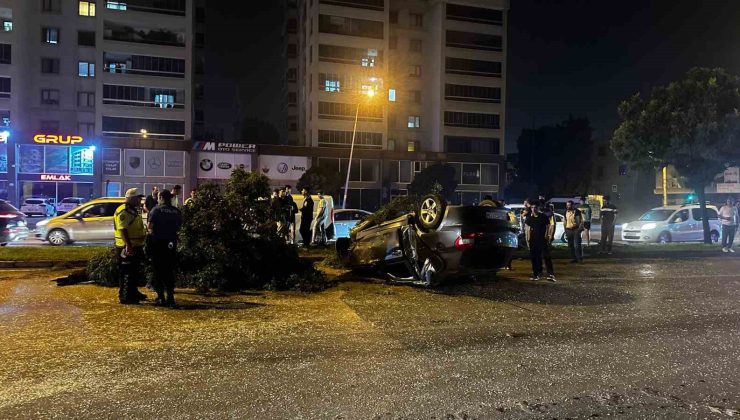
top-left (710, 230), bottom-right (720, 243)
top-left (417, 194), bottom-right (446, 232)
top-left (47, 229), bottom-right (69, 246)
top-left (561, 232), bottom-right (567, 243)
top-left (658, 231), bottom-right (671, 244)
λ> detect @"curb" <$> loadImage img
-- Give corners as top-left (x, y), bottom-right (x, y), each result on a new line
top-left (0, 260), bottom-right (87, 269)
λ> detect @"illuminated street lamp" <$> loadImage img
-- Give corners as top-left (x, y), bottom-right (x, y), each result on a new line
top-left (342, 84), bottom-right (379, 209)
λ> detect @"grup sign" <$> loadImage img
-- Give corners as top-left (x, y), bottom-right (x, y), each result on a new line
top-left (33, 134), bottom-right (84, 145)
top-left (258, 155), bottom-right (309, 181)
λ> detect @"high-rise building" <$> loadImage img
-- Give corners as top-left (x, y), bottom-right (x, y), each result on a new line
top-left (283, 0), bottom-right (508, 208)
top-left (282, 0), bottom-right (299, 145)
top-left (0, 0), bottom-right (195, 206)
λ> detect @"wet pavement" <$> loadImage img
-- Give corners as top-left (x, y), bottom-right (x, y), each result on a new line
top-left (0, 255), bottom-right (739, 419)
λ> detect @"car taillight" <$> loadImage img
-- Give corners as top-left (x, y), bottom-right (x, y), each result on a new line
top-left (454, 233), bottom-right (478, 251)
top-left (0, 213), bottom-right (17, 219)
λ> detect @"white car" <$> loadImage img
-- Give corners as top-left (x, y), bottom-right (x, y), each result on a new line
top-left (621, 204), bottom-right (722, 243)
top-left (56, 197), bottom-right (87, 215)
top-left (20, 198), bottom-right (56, 217)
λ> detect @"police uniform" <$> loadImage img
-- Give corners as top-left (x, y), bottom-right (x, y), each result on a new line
top-left (148, 200), bottom-right (182, 305)
top-left (114, 198), bottom-right (147, 304)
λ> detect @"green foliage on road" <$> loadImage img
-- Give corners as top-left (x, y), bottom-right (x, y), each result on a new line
top-left (612, 67), bottom-right (740, 243)
top-left (0, 246), bottom-right (109, 262)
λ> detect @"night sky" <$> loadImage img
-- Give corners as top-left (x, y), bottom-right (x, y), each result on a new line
top-left (205, 1), bottom-right (740, 152)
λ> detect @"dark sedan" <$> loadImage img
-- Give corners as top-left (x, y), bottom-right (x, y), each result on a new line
top-left (0, 200), bottom-right (30, 245)
top-left (336, 195), bottom-right (519, 287)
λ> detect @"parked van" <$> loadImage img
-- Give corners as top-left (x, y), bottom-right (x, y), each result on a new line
top-left (621, 204), bottom-right (721, 243)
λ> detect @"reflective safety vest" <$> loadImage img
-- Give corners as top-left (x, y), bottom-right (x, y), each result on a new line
top-left (114, 204), bottom-right (146, 247)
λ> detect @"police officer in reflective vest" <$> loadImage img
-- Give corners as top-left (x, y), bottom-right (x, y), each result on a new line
top-left (114, 188), bottom-right (147, 304)
top-left (148, 189), bottom-right (182, 307)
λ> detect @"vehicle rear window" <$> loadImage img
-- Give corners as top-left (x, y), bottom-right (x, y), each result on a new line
top-left (26, 199), bottom-right (44, 204)
top-left (639, 209), bottom-right (674, 221)
top-left (692, 208), bottom-right (718, 221)
top-left (0, 202), bottom-right (17, 212)
top-left (61, 198), bottom-right (80, 203)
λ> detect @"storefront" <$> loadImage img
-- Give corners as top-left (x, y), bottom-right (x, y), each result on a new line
top-left (13, 135), bottom-right (97, 205)
top-left (193, 141), bottom-right (257, 184)
top-left (257, 154), bottom-right (309, 187)
top-left (102, 147), bottom-right (189, 200)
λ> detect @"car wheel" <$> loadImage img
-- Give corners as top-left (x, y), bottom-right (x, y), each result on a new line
top-left (657, 232), bottom-right (671, 244)
top-left (417, 194), bottom-right (446, 231)
top-left (561, 232), bottom-right (567, 243)
top-left (710, 230), bottom-right (720, 243)
top-left (47, 229), bottom-right (69, 246)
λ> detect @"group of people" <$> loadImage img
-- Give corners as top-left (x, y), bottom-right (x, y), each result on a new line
top-left (270, 186), bottom-right (329, 248)
top-left (115, 185), bottom-right (185, 306)
top-left (519, 195), bottom-right (619, 281)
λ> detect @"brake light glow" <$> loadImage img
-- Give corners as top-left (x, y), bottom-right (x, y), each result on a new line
top-left (0, 213), bottom-right (17, 219)
top-left (454, 233), bottom-right (478, 251)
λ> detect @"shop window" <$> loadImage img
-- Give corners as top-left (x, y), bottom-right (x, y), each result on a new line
top-left (462, 163), bottom-right (480, 184)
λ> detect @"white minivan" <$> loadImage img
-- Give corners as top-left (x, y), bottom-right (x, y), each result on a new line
top-left (621, 204), bottom-right (722, 243)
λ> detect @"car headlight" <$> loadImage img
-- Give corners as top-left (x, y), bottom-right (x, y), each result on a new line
top-left (36, 219), bottom-right (49, 228)
top-left (641, 223), bottom-right (656, 230)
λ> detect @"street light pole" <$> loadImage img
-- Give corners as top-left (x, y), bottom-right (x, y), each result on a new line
top-left (342, 102), bottom-right (361, 209)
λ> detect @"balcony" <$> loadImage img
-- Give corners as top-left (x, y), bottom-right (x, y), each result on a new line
top-left (104, 22), bottom-right (186, 47)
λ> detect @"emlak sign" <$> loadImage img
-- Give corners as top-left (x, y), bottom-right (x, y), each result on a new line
top-left (40, 174), bottom-right (72, 181)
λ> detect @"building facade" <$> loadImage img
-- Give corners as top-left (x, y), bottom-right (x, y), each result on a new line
top-left (284, 0), bottom-right (509, 209)
top-left (0, 0), bottom-right (195, 206)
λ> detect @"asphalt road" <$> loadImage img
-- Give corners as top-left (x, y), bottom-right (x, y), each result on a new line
top-left (0, 255), bottom-right (738, 418)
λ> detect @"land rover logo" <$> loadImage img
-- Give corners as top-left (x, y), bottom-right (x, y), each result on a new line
top-left (277, 162), bottom-right (289, 174)
top-left (217, 162), bottom-right (232, 170)
top-left (200, 159), bottom-right (213, 171)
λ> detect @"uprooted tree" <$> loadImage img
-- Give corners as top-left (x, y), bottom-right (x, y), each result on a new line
top-left (612, 67), bottom-right (740, 243)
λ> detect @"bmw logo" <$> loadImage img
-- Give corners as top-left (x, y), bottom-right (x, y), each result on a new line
top-left (200, 159), bottom-right (213, 171)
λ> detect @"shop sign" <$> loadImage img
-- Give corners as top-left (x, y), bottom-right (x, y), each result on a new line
top-left (197, 152), bottom-right (251, 179)
top-left (33, 134), bottom-right (84, 145)
top-left (717, 183), bottom-right (740, 193)
top-left (193, 141), bottom-right (257, 154)
top-left (724, 167), bottom-right (739, 183)
top-left (40, 174), bottom-right (72, 181)
top-left (258, 155), bottom-right (309, 181)
top-left (103, 148), bottom-right (121, 176)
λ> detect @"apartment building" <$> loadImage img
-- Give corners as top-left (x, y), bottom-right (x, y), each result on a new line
top-left (284, 0), bottom-right (508, 209)
top-left (282, 0), bottom-right (299, 145)
top-left (0, 0), bottom-right (195, 206)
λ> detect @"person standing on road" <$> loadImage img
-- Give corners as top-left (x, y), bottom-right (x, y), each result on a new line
top-left (578, 196), bottom-right (593, 249)
top-left (283, 185), bottom-right (298, 244)
top-left (525, 201), bottom-right (555, 282)
top-left (599, 195), bottom-right (618, 254)
top-left (313, 191), bottom-right (327, 246)
top-left (539, 200), bottom-right (557, 280)
top-left (144, 186), bottom-right (159, 213)
top-left (271, 188), bottom-right (287, 240)
top-left (114, 188), bottom-right (147, 304)
top-left (184, 189), bottom-right (196, 207)
top-left (299, 187), bottom-right (314, 248)
top-left (147, 189), bottom-right (182, 306)
top-left (520, 198), bottom-right (533, 249)
top-left (718, 197), bottom-right (737, 253)
top-left (564, 200), bottom-right (584, 263)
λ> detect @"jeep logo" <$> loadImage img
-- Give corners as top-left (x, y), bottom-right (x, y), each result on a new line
top-left (33, 134), bottom-right (84, 145)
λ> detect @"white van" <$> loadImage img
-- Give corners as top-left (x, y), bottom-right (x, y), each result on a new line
top-left (291, 194), bottom-right (335, 243)
top-left (621, 204), bottom-right (722, 243)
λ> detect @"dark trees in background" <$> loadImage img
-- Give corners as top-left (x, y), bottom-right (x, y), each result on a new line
top-left (612, 67), bottom-right (740, 243)
top-left (407, 163), bottom-right (459, 203)
top-left (297, 165), bottom-right (344, 197)
top-left (515, 117), bottom-right (595, 197)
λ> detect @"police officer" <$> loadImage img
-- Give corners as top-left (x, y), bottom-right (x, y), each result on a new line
top-left (115, 188), bottom-right (147, 304)
top-left (147, 189), bottom-right (182, 307)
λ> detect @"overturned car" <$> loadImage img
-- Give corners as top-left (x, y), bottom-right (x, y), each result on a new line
top-left (336, 195), bottom-right (519, 287)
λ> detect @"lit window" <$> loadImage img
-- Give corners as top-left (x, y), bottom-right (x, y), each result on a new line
top-left (43, 27), bottom-right (59, 44)
top-left (155, 94), bottom-right (174, 108)
top-left (2, 22), bottom-right (11, 32)
top-left (78, 61), bottom-right (95, 77)
top-left (325, 79), bottom-right (340, 92)
top-left (79, 1), bottom-right (96, 16)
top-left (388, 89), bottom-right (396, 102)
top-left (407, 141), bottom-right (415, 152)
top-left (106, 1), bottom-right (127, 10)
top-left (361, 57), bottom-right (376, 67)
top-left (408, 116), bottom-right (420, 128)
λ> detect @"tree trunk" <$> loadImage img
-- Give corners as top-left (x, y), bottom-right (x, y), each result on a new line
top-left (697, 188), bottom-right (712, 244)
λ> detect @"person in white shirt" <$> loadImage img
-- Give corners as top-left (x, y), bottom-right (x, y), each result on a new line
top-left (718, 197), bottom-right (737, 253)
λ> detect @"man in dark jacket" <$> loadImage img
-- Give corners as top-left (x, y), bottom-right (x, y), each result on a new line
top-left (525, 200), bottom-right (555, 282)
top-left (147, 189), bottom-right (182, 307)
top-left (299, 187), bottom-right (314, 248)
top-left (599, 195), bottom-right (618, 254)
top-left (144, 186), bottom-right (159, 213)
top-left (283, 185), bottom-right (298, 244)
